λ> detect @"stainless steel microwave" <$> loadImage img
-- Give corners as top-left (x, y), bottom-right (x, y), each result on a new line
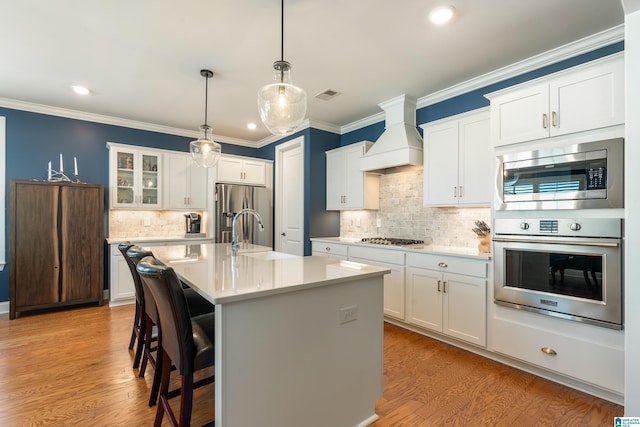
top-left (495, 138), bottom-right (623, 210)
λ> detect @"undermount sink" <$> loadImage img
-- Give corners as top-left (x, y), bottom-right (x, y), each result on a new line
top-left (242, 251), bottom-right (298, 261)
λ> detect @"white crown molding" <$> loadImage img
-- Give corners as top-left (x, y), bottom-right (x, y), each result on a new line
top-left (0, 96), bottom-right (258, 148)
top-left (340, 25), bottom-right (624, 134)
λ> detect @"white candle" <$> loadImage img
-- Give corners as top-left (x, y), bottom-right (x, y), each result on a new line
top-left (48, 161), bottom-right (52, 180)
top-left (74, 157), bottom-right (78, 176)
top-left (59, 154), bottom-right (64, 173)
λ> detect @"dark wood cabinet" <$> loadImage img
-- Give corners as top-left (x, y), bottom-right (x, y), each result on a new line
top-left (10, 180), bottom-right (104, 319)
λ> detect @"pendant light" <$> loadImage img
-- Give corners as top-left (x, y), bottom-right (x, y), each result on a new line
top-left (190, 69), bottom-right (222, 168)
top-left (257, 0), bottom-right (307, 135)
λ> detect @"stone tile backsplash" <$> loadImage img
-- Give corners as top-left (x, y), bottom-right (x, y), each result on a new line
top-left (340, 169), bottom-right (491, 248)
top-left (109, 210), bottom-right (207, 238)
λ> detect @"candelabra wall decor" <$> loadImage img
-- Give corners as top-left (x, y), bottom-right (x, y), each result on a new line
top-left (47, 154), bottom-right (81, 183)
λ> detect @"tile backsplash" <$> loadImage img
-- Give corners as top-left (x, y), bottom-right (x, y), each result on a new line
top-left (109, 210), bottom-right (207, 238)
top-left (340, 169), bottom-right (490, 248)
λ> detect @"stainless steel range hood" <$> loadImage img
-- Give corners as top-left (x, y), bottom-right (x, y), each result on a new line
top-left (360, 94), bottom-right (423, 172)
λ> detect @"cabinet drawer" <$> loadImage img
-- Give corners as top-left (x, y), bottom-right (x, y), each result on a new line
top-left (406, 252), bottom-right (486, 278)
top-left (492, 317), bottom-right (623, 393)
top-left (311, 241), bottom-right (349, 257)
top-left (349, 246), bottom-right (404, 265)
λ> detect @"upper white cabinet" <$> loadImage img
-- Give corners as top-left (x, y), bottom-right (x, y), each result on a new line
top-left (108, 143), bottom-right (162, 209)
top-left (216, 155), bottom-right (269, 186)
top-left (163, 152), bottom-right (208, 210)
top-left (421, 109), bottom-right (491, 207)
top-left (326, 141), bottom-right (380, 210)
top-left (487, 54), bottom-right (624, 147)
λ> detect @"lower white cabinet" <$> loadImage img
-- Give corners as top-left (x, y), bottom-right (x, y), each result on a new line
top-left (349, 246), bottom-right (406, 321)
top-left (311, 241), bottom-right (349, 260)
top-left (406, 252), bottom-right (487, 347)
top-left (109, 244), bottom-right (136, 305)
top-left (491, 306), bottom-right (624, 394)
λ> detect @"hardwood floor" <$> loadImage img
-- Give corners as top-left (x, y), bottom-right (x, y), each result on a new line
top-left (0, 304), bottom-right (623, 426)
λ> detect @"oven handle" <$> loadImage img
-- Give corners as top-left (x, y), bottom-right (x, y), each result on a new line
top-left (492, 237), bottom-right (620, 248)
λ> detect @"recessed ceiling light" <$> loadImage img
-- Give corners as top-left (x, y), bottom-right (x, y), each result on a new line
top-left (72, 85), bottom-right (90, 95)
top-left (429, 6), bottom-right (456, 25)
top-left (247, 123), bottom-right (257, 130)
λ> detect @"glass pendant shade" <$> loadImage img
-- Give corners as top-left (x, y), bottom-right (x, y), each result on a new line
top-left (190, 125), bottom-right (221, 168)
top-left (258, 61), bottom-right (307, 135)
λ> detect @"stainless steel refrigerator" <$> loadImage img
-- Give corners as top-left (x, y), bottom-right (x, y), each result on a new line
top-left (214, 183), bottom-right (273, 247)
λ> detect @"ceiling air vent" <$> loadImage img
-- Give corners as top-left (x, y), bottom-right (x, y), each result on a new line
top-left (315, 89), bottom-right (340, 101)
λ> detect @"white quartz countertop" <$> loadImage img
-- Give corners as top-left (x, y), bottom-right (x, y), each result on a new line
top-left (311, 237), bottom-right (491, 260)
top-left (148, 243), bottom-right (390, 304)
top-left (107, 236), bottom-right (215, 245)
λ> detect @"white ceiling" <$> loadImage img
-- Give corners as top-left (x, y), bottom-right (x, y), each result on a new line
top-left (0, 1), bottom-right (625, 145)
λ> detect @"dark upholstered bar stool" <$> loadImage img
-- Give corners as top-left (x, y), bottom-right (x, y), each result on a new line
top-left (118, 242), bottom-right (145, 370)
top-left (137, 256), bottom-right (215, 427)
top-left (125, 245), bottom-right (215, 407)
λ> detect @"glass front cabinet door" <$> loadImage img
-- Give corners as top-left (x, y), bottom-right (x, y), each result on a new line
top-left (109, 143), bottom-right (162, 208)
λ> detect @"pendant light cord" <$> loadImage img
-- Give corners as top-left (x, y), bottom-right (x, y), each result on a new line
top-left (280, 0), bottom-right (284, 62)
top-left (204, 75), bottom-right (209, 127)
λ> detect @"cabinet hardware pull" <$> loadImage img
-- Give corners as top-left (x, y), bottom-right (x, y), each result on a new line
top-left (541, 347), bottom-right (557, 356)
top-left (453, 187), bottom-right (457, 198)
top-left (437, 280), bottom-right (441, 292)
top-left (542, 113), bottom-right (548, 129)
top-left (443, 281), bottom-right (447, 293)
top-left (459, 186), bottom-right (463, 198)
top-left (438, 262), bottom-right (448, 268)
top-left (551, 111), bottom-right (557, 127)
top-left (326, 247), bottom-right (331, 251)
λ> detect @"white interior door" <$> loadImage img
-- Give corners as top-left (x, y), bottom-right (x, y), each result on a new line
top-left (275, 137), bottom-right (304, 256)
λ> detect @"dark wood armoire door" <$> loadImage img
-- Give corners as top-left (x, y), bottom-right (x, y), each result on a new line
top-left (11, 182), bottom-right (61, 310)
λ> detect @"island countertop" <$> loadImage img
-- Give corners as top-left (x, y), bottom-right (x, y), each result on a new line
top-left (148, 243), bottom-right (390, 305)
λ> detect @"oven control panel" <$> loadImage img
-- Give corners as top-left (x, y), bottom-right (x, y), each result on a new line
top-left (494, 218), bottom-right (622, 238)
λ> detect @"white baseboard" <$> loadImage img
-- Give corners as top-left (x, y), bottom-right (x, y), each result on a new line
top-left (0, 301), bottom-right (8, 314)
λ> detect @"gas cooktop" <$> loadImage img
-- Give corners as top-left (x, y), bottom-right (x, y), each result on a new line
top-left (360, 237), bottom-right (424, 246)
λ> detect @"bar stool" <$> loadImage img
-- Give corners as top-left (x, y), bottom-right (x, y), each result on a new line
top-left (125, 245), bottom-right (214, 406)
top-left (118, 242), bottom-right (145, 369)
top-left (137, 256), bottom-right (215, 427)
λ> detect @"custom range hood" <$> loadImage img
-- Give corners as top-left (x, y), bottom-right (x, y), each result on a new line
top-left (360, 94), bottom-right (423, 172)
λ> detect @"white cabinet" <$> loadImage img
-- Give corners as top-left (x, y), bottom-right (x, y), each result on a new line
top-left (491, 306), bottom-right (624, 394)
top-left (326, 142), bottom-right (380, 210)
top-left (487, 54), bottom-right (624, 147)
top-left (349, 246), bottom-right (406, 321)
top-left (421, 109), bottom-right (491, 206)
top-left (311, 241), bottom-right (349, 260)
top-left (164, 152), bottom-right (208, 209)
top-left (216, 155), bottom-right (268, 186)
top-left (108, 143), bottom-right (162, 209)
top-left (109, 244), bottom-right (136, 305)
top-left (406, 252), bottom-right (487, 347)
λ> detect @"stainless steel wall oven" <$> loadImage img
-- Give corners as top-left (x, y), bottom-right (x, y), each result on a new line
top-left (493, 218), bottom-right (623, 330)
top-left (495, 138), bottom-right (623, 210)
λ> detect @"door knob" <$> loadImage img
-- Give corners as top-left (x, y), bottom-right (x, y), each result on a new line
top-left (281, 232), bottom-right (286, 236)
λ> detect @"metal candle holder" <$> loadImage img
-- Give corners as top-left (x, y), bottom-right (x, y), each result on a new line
top-left (47, 169), bottom-right (80, 183)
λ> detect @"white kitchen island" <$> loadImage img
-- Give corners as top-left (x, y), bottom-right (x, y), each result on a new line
top-left (150, 243), bottom-right (389, 427)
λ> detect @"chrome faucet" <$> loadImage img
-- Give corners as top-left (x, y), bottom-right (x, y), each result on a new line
top-left (231, 208), bottom-right (265, 255)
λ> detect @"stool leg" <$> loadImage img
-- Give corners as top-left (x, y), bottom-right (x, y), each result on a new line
top-left (132, 312), bottom-right (146, 370)
top-left (154, 349), bottom-right (172, 427)
top-left (149, 332), bottom-right (163, 406)
top-left (129, 303), bottom-right (141, 350)
top-left (180, 373), bottom-right (195, 427)
top-left (139, 315), bottom-right (155, 377)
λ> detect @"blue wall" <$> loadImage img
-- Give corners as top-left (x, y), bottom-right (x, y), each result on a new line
top-left (0, 107), bottom-right (259, 302)
top-left (341, 42), bottom-right (624, 144)
top-left (257, 127), bottom-right (341, 255)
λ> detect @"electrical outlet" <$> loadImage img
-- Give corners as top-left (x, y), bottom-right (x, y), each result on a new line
top-left (376, 218), bottom-right (382, 227)
top-left (356, 217), bottom-right (361, 227)
top-left (143, 217), bottom-right (151, 226)
top-left (339, 305), bottom-right (358, 324)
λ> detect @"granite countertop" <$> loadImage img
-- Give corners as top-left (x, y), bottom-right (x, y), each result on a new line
top-left (149, 243), bottom-right (390, 305)
top-left (310, 237), bottom-right (491, 260)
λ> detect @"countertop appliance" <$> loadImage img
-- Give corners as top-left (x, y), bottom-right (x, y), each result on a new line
top-left (493, 217), bottom-right (623, 330)
top-left (215, 183), bottom-right (272, 247)
top-left (184, 213), bottom-right (202, 235)
top-left (495, 138), bottom-right (623, 210)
